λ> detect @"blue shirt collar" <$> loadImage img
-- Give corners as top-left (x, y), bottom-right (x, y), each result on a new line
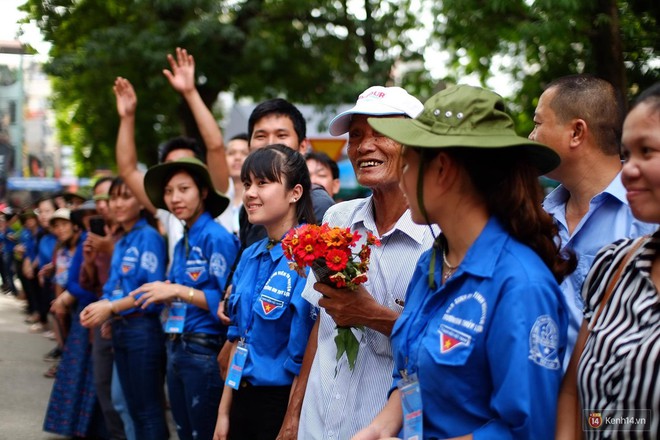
top-left (187, 211), bottom-right (213, 235)
top-left (543, 171), bottom-right (627, 212)
top-left (445, 216), bottom-right (509, 280)
top-left (250, 235), bottom-right (285, 261)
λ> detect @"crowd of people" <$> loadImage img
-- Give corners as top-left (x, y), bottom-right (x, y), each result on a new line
top-left (0, 46), bottom-right (658, 440)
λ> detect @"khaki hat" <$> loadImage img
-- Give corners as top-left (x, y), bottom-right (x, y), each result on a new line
top-left (368, 85), bottom-right (560, 174)
top-left (49, 208), bottom-right (72, 226)
top-left (144, 157), bottom-right (229, 218)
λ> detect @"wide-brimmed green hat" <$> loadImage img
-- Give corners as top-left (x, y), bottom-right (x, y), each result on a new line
top-left (18, 208), bottom-right (37, 223)
top-left (144, 157), bottom-right (229, 218)
top-left (368, 84), bottom-right (560, 174)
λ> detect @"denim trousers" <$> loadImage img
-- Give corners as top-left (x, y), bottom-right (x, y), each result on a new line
top-left (112, 315), bottom-right (168, 440)
top-left (166, 335), bottom-right (224, 440)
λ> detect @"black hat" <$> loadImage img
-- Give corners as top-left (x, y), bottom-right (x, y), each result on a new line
top-left (144, 157), bottom-right (229, 218)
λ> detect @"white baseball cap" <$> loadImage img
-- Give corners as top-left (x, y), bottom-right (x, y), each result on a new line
top-left (328, 86), bottom-right (424, 136)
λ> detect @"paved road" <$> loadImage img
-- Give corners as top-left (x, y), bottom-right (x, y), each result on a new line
top-left (0, 293), bottom-right (181, 439)
top-left (0, 293), bottom-right (65, 440)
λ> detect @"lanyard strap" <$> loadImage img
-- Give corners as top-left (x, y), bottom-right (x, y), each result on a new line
top-left (399, 267), bottom-right (447, 376)
top-left (242, 247), bottom-right (274, 342)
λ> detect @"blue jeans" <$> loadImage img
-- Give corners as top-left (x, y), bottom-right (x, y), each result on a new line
top-left (166, 334), bottom-right (224, 440)
top-left (1, 251), bottom-right (16, 294)
top-left (111, 363), bottom-right (135, 440)
top-left (112, 315), bottom-right (168, 440)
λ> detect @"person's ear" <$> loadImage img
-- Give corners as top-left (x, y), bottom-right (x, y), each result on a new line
top-left (432, 152), bottom-right (459, 193)
top-left (298, 139), bottom-right (310, 155)
top-left (331, 179), bottom-right (340, 197)
top-left (290, 184), bottom-right (303, 203)
top-left (569, 119), bottom-right (588, 147)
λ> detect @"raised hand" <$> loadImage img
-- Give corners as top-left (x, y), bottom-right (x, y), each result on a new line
top-left (163, 47), bottom-right (196, 95)
top-left (113, 77), bottom-right (137, 118)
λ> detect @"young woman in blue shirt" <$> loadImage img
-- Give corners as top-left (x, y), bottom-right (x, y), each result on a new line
top-left (354, 85), bottom-right (576, 440)
top-left (80, 177), bottom-right (168, 440)
top-left (130, 157), bottom-right (240, 440)
top-left (214, 144), bottom-right (317, 440)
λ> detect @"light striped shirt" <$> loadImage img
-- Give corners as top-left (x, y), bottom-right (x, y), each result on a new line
top-left (298, 196), bottom-right (437, 440)
top-left (579, 232), bottom-right (660, 439)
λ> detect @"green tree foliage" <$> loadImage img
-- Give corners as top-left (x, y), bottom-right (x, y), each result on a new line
top-left (20, 0), bottom-right (432, 175)
top-left (19, 0), bottom-right (658, 173)
top-left (432, 0), bottom-right (659, 133)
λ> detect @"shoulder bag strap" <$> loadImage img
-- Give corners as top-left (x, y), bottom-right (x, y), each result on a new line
top-left (588, 236), bottom-right (647, 331)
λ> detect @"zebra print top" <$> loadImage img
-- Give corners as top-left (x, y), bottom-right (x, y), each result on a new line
top-left (578, 231), bottom-right (660, 439)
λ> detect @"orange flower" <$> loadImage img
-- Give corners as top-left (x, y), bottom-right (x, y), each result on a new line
top-left (281, 223), bottom-right (382, 373)
top-left (366, 231), bottom-right (381, 246)
top-left (324, 227), bottom-right (350, 249)
top-left (358, 244), bottom-right (371, 262)
top-left (281, 223), bottom-right (380, 290)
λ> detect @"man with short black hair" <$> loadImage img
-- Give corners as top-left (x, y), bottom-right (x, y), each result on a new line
top-left (236, 99), bottom-right (334, 247)
top-left (306, 151), bottom-right (340, 198)
top-left (529, 74), bottom-right (657, 369)
top-left (247, 98), bottom-right (308, 153)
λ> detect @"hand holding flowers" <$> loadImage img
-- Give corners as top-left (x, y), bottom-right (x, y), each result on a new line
top-left (282, 223), bottom-right (381, 371)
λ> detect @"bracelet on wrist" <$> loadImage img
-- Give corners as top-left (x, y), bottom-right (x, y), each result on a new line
top-left (187, 287), bottom-right (195, 304)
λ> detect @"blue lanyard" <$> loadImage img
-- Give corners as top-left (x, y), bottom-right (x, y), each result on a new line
top-left (110, 220), bottom-right (146, 296)
top-left (241, 245), bottom-right (276, 343)
top-left (399, 244), bottom-right (451, 377)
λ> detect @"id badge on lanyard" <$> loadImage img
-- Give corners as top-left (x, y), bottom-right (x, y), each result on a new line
top-left (397, 372), bottom-right (423, 440)
top-left (225, 340), bottom-right (249, 390)
top-left (164, 302), bottom-right (187, 334)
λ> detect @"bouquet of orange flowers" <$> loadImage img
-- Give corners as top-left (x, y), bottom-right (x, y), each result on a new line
top-left (282, 223), bottom-right (381, 371)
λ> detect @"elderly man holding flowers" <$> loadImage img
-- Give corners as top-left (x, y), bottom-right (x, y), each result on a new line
top-left (276, 86), bottom-right (438, 440)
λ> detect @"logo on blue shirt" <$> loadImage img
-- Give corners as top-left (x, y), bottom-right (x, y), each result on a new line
top-left (528, 315), bottom-right (560, 370)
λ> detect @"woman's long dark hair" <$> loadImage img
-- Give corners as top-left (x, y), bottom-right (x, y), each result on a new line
top-left (240, 144), bottom-right (316, 225)
top-left (420, 147), bottom-right (576, 283)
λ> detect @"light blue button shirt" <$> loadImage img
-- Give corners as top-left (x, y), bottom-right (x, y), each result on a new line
top-left (543, 172), bottom-right (657, 370)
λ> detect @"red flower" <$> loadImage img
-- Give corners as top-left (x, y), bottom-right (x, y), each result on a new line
top-left (358, 244), bottom-right (371, 262)
top-left (325, 249), bottom-right (349, 271)
top-left (329, 272), bottom-right (347, 288)
top-left (351, 273), bottom-right (368, 285)
top-left (281, 223), bottom-right (380, 290)
top-left (366, 231), bottom-right (381, 246)
top-left (280, 223), bottom-right (382, 373)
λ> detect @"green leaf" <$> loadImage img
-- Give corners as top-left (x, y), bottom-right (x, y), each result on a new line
top-left (334, 326), bottom-right (361, 372)
top-left (334, 327), bottom-right (347, 363)
top-left (344, 328), bottom-right (360, 371)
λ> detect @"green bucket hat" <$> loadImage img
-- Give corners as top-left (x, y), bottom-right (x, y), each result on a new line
top-left (368, 84), bottom-right (560, 175)
top-left (18, 209), bottom-right (37, 223)
top-left (144, 157), bottom-right (230, 218)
